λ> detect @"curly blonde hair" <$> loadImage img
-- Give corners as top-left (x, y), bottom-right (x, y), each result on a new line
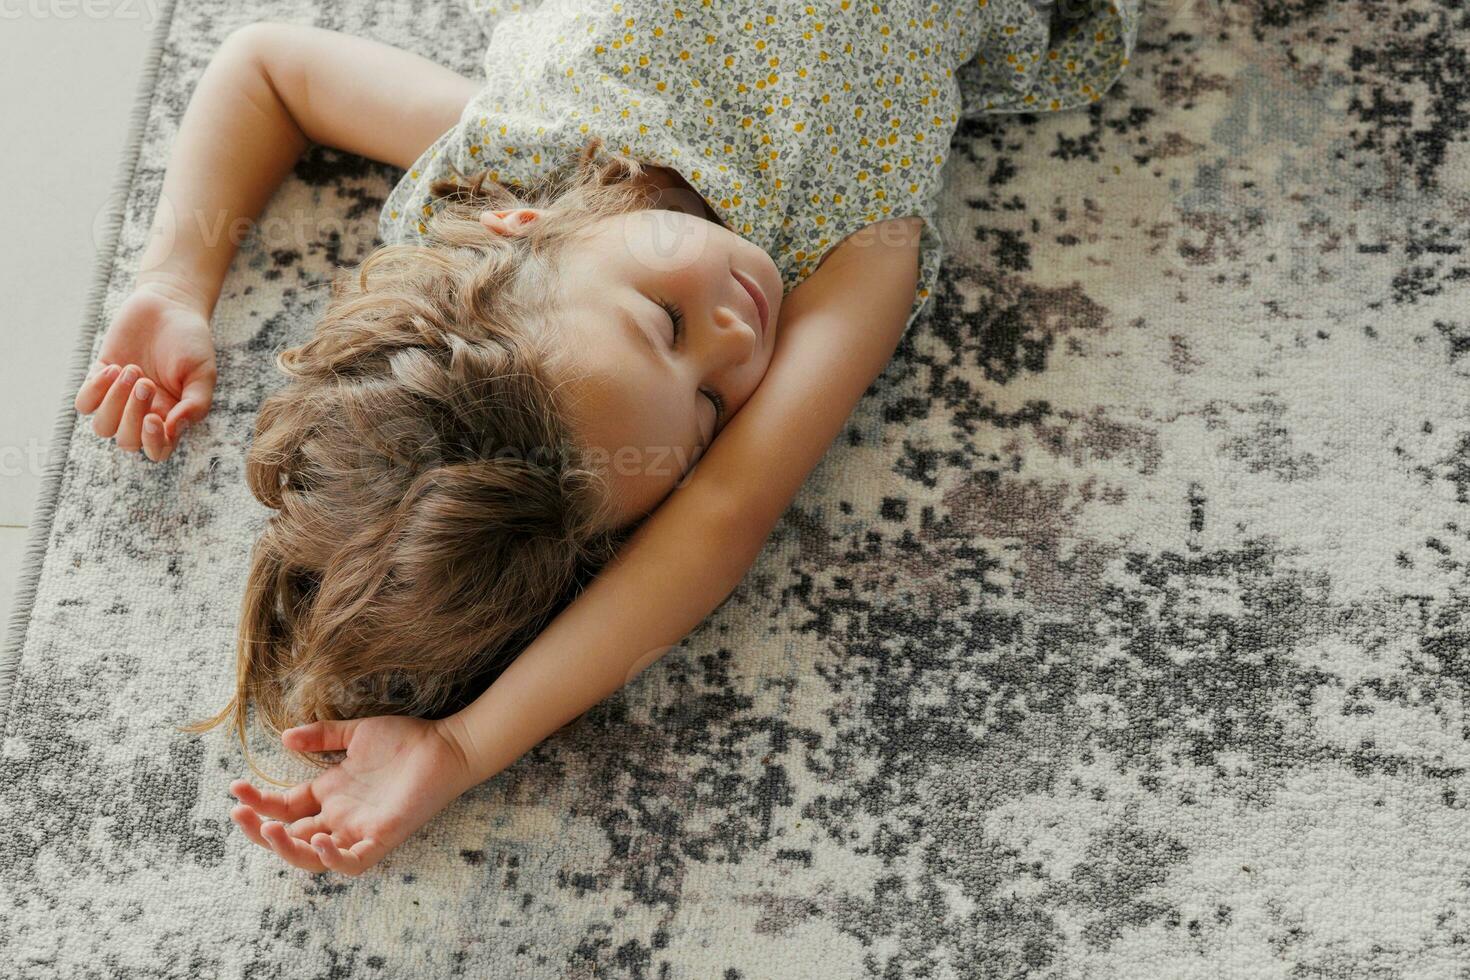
top-left (179, 137), bottom-right (670, 783)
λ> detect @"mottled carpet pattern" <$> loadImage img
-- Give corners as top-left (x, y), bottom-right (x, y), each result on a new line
top-left (4, 0), bottom-right (1470, 976)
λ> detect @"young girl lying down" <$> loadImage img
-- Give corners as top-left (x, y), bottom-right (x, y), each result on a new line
top-left (73, 1), bottom-right (1136, 874)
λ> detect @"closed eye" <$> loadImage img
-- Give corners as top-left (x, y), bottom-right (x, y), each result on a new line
top-left (657, 297), bottom-right (726, 433)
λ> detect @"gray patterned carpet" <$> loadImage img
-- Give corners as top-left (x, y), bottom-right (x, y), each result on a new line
top-left (3, 0), bottom-right (1470, 976)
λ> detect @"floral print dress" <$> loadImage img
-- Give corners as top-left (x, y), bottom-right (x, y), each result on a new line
top-left (379, 0), bottom-right (1139, 334)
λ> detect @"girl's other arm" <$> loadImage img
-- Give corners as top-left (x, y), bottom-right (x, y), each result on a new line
top-left (134, 21), bottom-right (477, 313)
top-left (441, 218), bottom-right (925, 784)
top-left (75, 23), bottom-right (477, 458)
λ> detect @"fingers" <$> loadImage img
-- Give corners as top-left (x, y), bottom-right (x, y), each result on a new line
top-left (90, 364), bottom-right (143, 437)
top-left (259, 819), bottom-right (327, 873)
top-left (232, 803), bottom-right (327, 871)
top-left (147, 385), bottom-right (179, 422)
top-left (284, 814), bottom-right (330, 841)
top-left (311, 833), bottom-right (377, 876)
top-left (231, 799), bottom-right (379, 876)
top-left (230, 803), bottom-right (272, 850)
top-left (229, 778), bottom-right (320, 823)
top-left (162, 376), bottom-right (213, 444)
top-left (162, 402), bottom-right (197, 445)
top-left (282, 719), bottom-right (361, 755)
top-left (141, 414), bottom-right (173, 463)
top-left (113, 378), bottom-right (155, 452)
top-left (76, 361), bottom-right (179, 462)
top-left (75, 362), bottom-right (121, 415)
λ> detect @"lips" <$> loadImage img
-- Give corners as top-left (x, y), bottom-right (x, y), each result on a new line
top-left (732, 268), bottom-right (769, 340)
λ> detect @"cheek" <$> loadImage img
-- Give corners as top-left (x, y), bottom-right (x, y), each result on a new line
top-left (664, 240), bottom-right (741, 310)
top-left (606, 389), bottom-right (688, 463)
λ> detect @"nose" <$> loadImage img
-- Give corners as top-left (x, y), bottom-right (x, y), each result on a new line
top-left (709, 303), bottom-right (760, 369)
top-left (690, 304), bottom-right (761, 414)
top-left (683, 285), bottom-right (766, 419)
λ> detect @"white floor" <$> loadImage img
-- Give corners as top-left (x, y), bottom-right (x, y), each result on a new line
top-left (0, 15), bottom-right (154, 632)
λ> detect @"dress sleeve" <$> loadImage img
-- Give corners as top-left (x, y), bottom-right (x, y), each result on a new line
top-left (376, 120), bottom-right (467, 247)
top-left (954, 0), bottom-right (1141, 117)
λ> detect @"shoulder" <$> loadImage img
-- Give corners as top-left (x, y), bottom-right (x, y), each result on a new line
top-left (813, 216), bottom-right (924, 277)
top-left (771, 214), bottom-right (926, 351)
top-left (782, 215), bottom-right (923, 336)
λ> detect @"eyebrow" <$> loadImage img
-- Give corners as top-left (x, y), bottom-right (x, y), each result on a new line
top-left (616, 302), bottom-right (712, 464)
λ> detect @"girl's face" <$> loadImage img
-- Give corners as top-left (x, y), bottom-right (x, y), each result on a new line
top-left (547, 207), bottom-right (783, 522)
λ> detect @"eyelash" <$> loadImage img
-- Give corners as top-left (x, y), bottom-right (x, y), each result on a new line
top-left (659, 298), bottom-right (726, 429)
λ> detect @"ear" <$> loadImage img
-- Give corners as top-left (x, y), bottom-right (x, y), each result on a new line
top-left (478, 207), bottom-right (544, 237)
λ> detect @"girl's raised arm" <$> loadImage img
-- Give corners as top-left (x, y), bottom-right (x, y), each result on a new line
top-left (74, 23), bottom-right (477, 460)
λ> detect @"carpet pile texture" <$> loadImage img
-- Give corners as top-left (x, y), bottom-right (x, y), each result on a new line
top-left (3, 0), bottom-right (1469, 976)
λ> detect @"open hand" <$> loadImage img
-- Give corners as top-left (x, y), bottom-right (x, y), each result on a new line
top-left (74, 283), bottom-right (217, 462)
top-left (228, 714), bottom-right (480, 876)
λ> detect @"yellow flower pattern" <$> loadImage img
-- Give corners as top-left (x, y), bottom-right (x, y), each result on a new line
top-left (380, 0), bottom-right (1137, 334)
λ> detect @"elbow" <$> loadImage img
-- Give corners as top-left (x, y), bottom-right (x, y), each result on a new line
top-left (217, 21), bottom-right (284, 63)
top-left (216, 22), bottom-right (306, 91)
top-left (211, 23), bottom-right (284, 99)
top-left (214, 22), bottom-right (311, 144)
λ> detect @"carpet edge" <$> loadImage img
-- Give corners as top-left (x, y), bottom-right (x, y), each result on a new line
top-left (0, 0), bottom-right (181, 731)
